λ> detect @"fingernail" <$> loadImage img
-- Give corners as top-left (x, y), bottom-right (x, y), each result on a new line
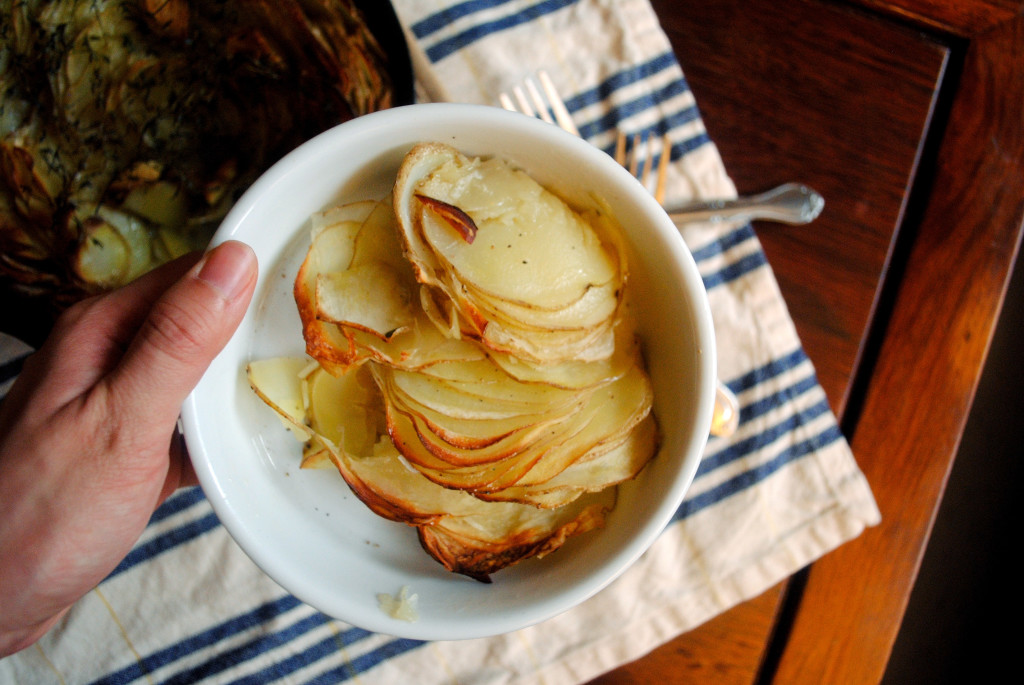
top-left (197, 241), bottom-right (256, 299)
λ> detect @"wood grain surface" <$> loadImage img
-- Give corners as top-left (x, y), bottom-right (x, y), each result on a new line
top-left (590, 0), bottom-right (1024, 682)
top-left (653, 0), bottom-right (948, 418)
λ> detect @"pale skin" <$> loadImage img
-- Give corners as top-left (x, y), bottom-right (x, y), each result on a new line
top-left (0, 241), bottom-right (257, 656)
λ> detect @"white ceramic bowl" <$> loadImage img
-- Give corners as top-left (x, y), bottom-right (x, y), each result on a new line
top-left (182, 103), bottom-right (716, 640)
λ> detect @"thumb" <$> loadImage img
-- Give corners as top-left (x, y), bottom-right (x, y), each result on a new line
top-left (104, 240), bottom-right (258, 426)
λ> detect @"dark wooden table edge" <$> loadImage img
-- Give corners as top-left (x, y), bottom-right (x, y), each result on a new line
top-left (762, 3), bottom-right (1024, 682)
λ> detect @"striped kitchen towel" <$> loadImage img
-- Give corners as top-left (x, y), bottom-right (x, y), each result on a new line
top-left (0, 1), bottom-right (880, 683)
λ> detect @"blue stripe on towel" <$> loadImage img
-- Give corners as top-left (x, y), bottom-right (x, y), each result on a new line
top-left (583, 80), bottom-right (695, 139)
top-left (697, 396), bottom-right (833, 478)
top-left (149, 486), bottom-right (207, 525)
top-left (673, 424), bottom-right (845, 522)
top-left (690, 224), bottom-right (768, 290)
top-left (702, 251), bottom-right (768, 290)
top-left (672, 130), bottom-right (713, 157)
top-left (587, 107), bottom-right (708, 165)
top-left (299, 638), bottom-right (426, 684)
top-left (666, 347), bottom-right (842, 521)
top-left (581, 76), bottom-right (690, 128)
top-left (220, 626), bottom-right (377, 685)
top-left (161, 613), bottom-right (340, 685)
top-left (107, 510), bottom-right (221, 580)
top-left (104, 604), bottom-right (424, 685)
top-left (557, 53), bottom-right (707, 161)
top-left (729, 348), bottom-right (809, 393)
top-left (737, 373), bottom-right (822, 425)
top-left (569, 53), bottom-right (697, 137)
top-left (410, 0), bottom-right (521, 38)
top-left (569, 52), bottom-right (683, 111)
top-left (690, 225), bottom-right (757, 263)
top-left (89, 595), bottom-right (305, 685)
top-left (423, 0), bottom-right (578, 61)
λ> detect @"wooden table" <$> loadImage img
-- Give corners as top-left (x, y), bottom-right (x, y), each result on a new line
top-left (590, 0), bottom-right (1024, 683)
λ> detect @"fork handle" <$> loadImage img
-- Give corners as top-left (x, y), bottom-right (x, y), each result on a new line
top-left (667, 183), bottom-right (824, 226)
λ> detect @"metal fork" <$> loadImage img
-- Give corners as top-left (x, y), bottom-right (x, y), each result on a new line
top-left (499, 72), bottom-right (824, 227)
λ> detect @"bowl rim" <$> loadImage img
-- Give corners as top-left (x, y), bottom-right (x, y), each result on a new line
top-left (182, 102), bottom-right (716, 640)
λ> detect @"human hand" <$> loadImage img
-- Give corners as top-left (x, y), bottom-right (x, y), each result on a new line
top-left (0, 241), bottom-right (257, 656)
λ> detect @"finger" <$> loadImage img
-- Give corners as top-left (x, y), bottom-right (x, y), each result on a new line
top-left (49, 252), bottom-right (202, 350)
top-left (5, 253), bottom-right (204, 419)
top-left (101, 241), bottom-right (258, 429)
top-left (84, 251), bottom-right (206, 356)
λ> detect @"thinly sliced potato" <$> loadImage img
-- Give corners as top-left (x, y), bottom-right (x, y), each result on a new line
top-left (511, 365), bottom-right (653, 488)
top-left (392, 361), bottom-right (581, 412)
top-left (469, 278), bottom-right (621, 333)
top-left (417, 489), bottom-right (614, 582)
top-left (349, 197), bottom-right (407, 271)
top-left (487, 325), bottom-right (638, 390)
top-left (310, 200), bottom-right (376, 244)
top-left (315, 262), bottom-right (414, 339)
top-left (383, 399), bottom-right (559, 485)
top-left (397, 398), bottom-right (574, 468)
top-left (419, 283), bottom-right (464, 339)
top-left (393, 143), bottom-right (627, 364)
top-left (387, 364), bottom-right (649, 494)
top-left (249, 146), bottom-right (660, 580)
top-left (250, 351), bottom-right (619, 581)
top-left (295, 219), bottom-right (363, 374)
top-left (381, 365), bottom-right (564, 421)
top-left (402, 400), bottom-right (570, 457)
top-left (406, 147), bottom-right (619, 308)
top-left (340, 315), bottom-right (485, 369)
top-left (430, 362), bottom-right (649, 494)
top-left (480, 315), bottom-right (616, 366)
top-left (306, 365), bottom-right (382, 458)
top-left (474, 414), bottom-right (659, 508)
top-left (303, 201), bottom-right (409, 352)
top-left (330, 438), bottom-right (615, 581)
top-left (246, 357), bottom-right (314, 441)
top-left (384, 374), bottom-right (581, 450)
top-left (297, 202), bottom-right (484, 374)
top-left (300, 443), bottom-right (334, 470)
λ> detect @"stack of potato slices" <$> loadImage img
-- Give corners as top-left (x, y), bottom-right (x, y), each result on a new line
top-left (248, 144), bottom-right (659, 581)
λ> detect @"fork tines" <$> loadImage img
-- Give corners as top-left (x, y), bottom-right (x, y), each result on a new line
top-left (617, 131), bottom-right (672, 205)
top-left (499, 70), bottom-right (580, 137)
top-left (499, 72), bottom-right (673, 204)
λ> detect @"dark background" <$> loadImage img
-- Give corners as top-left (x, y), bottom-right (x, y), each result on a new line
top-left (884, 254), bottom-right (1021, 682)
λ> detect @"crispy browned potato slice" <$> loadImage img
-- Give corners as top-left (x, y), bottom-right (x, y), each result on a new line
top-left (417, 487), bottom-right (614, 582)
top-left (406, 149), bottom-right (619, 308)
top-left (297, 200), bottom-right (484, 373)
top-left (389, 362), bottom-right (582, 416)
top-left (247, 352), bottom-right (618, 581)
top-left (380, 364), bottom-right (652, 495)
top-left (328, 438), bottom-right (616, 582)
top-left (295, 211), bottom-right (366, 374)
top-left (473, 414), bottom-right (659, 508)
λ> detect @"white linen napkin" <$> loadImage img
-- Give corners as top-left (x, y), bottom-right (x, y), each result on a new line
top-left (0, 1), bottom-right (880, 682)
